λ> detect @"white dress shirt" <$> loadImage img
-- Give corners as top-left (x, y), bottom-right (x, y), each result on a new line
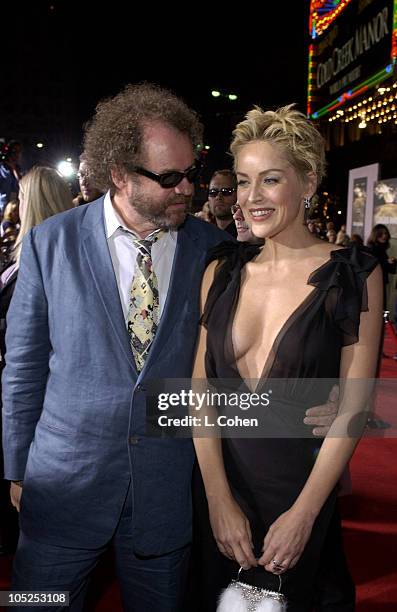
top-left (103, 191), bottom-right (177, 321)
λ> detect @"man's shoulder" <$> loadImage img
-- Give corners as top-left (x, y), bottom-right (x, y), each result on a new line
top-left (32, 197), bottom-right (104, 238)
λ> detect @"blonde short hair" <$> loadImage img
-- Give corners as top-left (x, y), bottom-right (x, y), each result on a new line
top-left (230, 104), bottom-right (326, 186)
top-left (14, 166), bottom-right (73, 264)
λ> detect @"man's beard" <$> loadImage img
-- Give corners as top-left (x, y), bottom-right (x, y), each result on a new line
top-left (215, 210), bottom-right (233, 221)
top-left (212, 203), bottom-right (233, 221)
top-left (130, 189), bottom-right (192, 230)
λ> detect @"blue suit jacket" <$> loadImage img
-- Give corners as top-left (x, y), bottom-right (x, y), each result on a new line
top-left (2, 197), bottom-right (230, 555)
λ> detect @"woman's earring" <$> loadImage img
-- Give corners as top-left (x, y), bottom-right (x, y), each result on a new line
top-left (304, 196), bottom-right (311, 209)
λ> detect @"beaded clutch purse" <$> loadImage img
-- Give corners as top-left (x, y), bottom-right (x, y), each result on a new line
top-left (217, 567), bottom-right (287, 612)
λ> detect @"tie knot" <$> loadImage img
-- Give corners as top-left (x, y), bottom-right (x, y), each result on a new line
top-left (129, 229), bottom-right (166, 256)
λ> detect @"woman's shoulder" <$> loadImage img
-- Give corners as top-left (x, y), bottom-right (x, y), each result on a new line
top-left (206, 240), bottom-right (261, 268)
top-left (200, 242), bottom-right (261, 328)
top-left (309, 245), bottom-right (379, 346)
top-left (204, 240), bottom-right (262, 292)
top-left (310, 241), bottom-right (357, 260)
top-left (329, 244), bottom-right (378, 271)
top-left (309, 244), bottom-right (378, 285)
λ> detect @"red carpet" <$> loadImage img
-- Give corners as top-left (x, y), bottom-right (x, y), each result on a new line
top-left (1, 326), bottom-right (396, 611)
top-left (342, 439), bottom-right (397, 611)
top-left (340, 323), bottom-right (397, 611)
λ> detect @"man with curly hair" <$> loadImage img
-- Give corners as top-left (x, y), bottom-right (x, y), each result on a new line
top-left (2, 82), bottom-right (230, 611)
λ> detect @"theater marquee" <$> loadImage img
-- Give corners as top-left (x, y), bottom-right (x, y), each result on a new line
top-left (308, 0), bottom-right (397, 118)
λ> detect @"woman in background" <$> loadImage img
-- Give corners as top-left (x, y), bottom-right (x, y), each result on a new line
top-left (367, 223), bottom-right (396, 308)
top-left (0, 200), bottom-right (20, 269)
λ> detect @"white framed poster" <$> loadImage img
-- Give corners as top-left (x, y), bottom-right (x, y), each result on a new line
top-left (373, 178), bottom-right (397, 239)
top-left (346, 163), bottom-right (379, 242)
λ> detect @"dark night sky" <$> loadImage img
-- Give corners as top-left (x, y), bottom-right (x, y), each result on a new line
top-left (4, 1), bottom-right (310, 177)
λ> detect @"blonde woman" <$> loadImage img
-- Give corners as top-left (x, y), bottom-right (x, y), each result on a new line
top-left (193, 106), bottom-right (382, 609)
top-left (1, 165), bottom-right (73, 350)
top-left (12, 167), bottom-right (72, 264)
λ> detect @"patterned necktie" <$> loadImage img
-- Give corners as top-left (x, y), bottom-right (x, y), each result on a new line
top-left (127, 229), bottom-right (166, 371)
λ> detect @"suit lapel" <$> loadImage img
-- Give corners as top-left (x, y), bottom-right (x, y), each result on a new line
top-left (143, 225), bottom-right (201, 371)
top-left (81, 200), bottom-right (137, 373)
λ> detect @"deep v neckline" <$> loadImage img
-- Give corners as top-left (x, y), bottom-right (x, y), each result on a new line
top-left (230, 253), bottom-right (338, 389)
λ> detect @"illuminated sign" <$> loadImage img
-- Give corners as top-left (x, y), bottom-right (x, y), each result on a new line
top-left (308, 0), bottom-right (397, 117)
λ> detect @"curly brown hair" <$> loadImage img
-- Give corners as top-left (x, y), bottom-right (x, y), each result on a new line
top-left (83, 82), bottom-right (203, 192)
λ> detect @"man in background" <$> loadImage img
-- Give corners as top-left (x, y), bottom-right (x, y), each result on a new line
top-left (73, 153), bottom-right (103, 206)
top-left (207, 169), bottom-right (237, 237)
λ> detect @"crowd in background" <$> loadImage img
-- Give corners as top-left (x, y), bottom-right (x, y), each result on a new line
top-left (0, 144), bottom-right (104, 269)
top-left (1, 139), bottom-right (396, 314)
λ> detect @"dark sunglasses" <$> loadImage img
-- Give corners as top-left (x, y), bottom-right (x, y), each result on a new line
top-left (132, 160), bottom-right (202, 188)
top-left (208, 187), bottom-right (236, 198)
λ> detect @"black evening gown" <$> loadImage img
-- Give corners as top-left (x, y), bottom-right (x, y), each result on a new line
top-left (194, 243), bottom-right (378, 611)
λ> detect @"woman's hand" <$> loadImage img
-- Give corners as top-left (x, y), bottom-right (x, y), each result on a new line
top-left (207, 495), bottom-right (257, 569)
top-left (258, 506), bottom-right (315, 573)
